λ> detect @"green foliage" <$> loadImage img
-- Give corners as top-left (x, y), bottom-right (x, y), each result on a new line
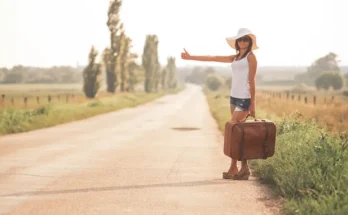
top-left (0, 105), bottom-right (52, 134)
top-left (83, 46), bottom-right (102, 98)
top-left (251, 116), bottom-right (348, 215)
top-left (295, 52), bottom-right (341, 85)
top-left (205, 74), bottom-right (222, 91)
top-left (153, 63), bottom-right (161, 92)
top-left (127, 59), bottom-right (140, 92)
top-left (142, 35), bottom-right (160, 93)
top-left (185, 66), bottom-right (210, 85)
top-left (315, 72), bottom-right (345, 90)
top-left (116, 24), bottom-right (132, 92)
top-left (343, 90), bottom-right (348, 97)
top-left (0, 90), bottom-right (183, 136)
top-left (106, 0), bottom-right (122, 93)
top-left (0, 66), bottom-right (82, 84)
top-left (161, 68), bottom-right (167, 90)
top-left (308, 52), bottom-right (340, 75)
top-left (166, 57), bottom-right (177, 89)
top-left (205, 90), bottom-right (348, 215)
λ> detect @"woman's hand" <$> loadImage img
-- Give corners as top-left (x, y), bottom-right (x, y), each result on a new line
top-left (249, 102), bottom-right (256, 117)
top-left (181, 48), bottom-right (190, 60)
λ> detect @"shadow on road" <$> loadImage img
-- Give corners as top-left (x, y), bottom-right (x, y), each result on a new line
top-left (1, 179), bottom-right (232, 197)
top-left (0, 179), bottom-right (231, 197)
top-left (171, 127), bottom-right (201, 131)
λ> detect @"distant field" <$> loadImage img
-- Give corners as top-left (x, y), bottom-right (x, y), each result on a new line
top-left (257, 83), bottom-right (348, 102)
top-left (0, 83), bottom-right (143, 109)
top-left (0, 83), bottom-right (107, 95)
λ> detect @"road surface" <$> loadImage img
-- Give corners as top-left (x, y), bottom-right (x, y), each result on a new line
top-left (0, 84), bottom-right (281, 215)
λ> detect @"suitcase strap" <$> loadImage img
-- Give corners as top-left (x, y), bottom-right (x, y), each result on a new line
top-left (263, 123), bottom-right (269, 159)
top-left (238, 122), bottom-right (270, 160)
top-left (238, 123), bottom-right (245, 161)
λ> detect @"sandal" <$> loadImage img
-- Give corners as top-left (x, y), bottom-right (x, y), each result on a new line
top-left (232, 170), bottom-right (250, 180)
top-left (222, 172), bottom-right (236, 179)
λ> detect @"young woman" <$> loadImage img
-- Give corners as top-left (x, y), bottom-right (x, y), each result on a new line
top-left (181, 28), bottom-right (258, 180)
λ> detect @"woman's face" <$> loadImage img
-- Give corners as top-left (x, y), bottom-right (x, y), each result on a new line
top-left (237, 36), bottom-right (251, 49)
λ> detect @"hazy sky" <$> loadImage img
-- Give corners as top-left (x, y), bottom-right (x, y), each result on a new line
top-left (0, 0), bottom-right (346, 68)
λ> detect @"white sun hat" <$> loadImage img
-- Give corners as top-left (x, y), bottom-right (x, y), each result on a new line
top-left (226, 28), bottom-right (259, 50)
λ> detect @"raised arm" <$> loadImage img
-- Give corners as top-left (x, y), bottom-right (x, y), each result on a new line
top-left (181, 49), bottom-right (235, 63)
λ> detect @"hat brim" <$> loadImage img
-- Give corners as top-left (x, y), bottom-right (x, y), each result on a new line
top-left (226, 33), bottom-right (259, 50)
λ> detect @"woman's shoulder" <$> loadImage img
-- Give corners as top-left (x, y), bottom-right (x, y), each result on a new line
top-left (247, 51), bottom-right (257, 60)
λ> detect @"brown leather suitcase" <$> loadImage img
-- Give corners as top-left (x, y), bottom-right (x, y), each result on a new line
top-left (224, 118), bottom-right (277, 161)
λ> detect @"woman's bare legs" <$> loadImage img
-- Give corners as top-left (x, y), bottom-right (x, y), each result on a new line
top-left (231, 109), bottom-right (251, 180)
top-left (224, 106), bottom-right (248, 177)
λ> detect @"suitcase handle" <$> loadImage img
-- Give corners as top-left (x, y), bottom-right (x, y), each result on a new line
top-left (237, 114), bottom-right (265, 123)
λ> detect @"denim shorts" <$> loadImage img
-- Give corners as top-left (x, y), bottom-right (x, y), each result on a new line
top-left (230, 97), bottom-right (251, 111)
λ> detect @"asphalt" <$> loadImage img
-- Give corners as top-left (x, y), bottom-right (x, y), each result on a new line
top-left (0, 84), bottom-right (281, 215)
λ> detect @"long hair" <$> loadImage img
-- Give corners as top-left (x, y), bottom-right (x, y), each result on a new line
top-left (235, 36), bottom-right (253, 60)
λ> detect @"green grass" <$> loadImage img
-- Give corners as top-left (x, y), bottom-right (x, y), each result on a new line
top-left (0, 86), bottom-right (184, 135)
top-left (204, 88), bottom-right (348, 215)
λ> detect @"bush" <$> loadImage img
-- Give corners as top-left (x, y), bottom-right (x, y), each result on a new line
top-left (205, 75), bottom-right (223, 91)
top-left (205, 89), bottom-right (348, 214)
top-left (292, 83), bottom-right (310, 93)
top-left (251, 116), bottom-right (348, 215)
top-left (315, 72), bottom-right (345, 90)
top-left (343, 90), bottom-right (348, 97)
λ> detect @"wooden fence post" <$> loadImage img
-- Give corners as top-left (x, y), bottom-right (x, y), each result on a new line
top-left (48, 95), bottom-right (51, 103)
top-left (1, 94), bottom-right (5, 107)
top-left (313, 96), bottom-right (316, 105)
top-left (24, 97), bottom-right (28, 107)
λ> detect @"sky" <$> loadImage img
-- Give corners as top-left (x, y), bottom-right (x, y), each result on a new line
top-left (0, 0), bottom-right (346, 68)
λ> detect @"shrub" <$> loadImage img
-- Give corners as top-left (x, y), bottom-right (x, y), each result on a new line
top-left (343, 90), bottom-right (348, 97)
top-left (205, 75), bottom-right (223, 91)
top-left (251, 116), bottom-right (348, 215)
top-left (315, 72), bottom-right (345, 90)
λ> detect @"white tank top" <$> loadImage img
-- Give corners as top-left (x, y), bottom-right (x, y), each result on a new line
top-left (230, 52), bottom-right (252, 98)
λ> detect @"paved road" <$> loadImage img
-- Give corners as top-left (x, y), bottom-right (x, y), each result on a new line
top-left (0, 84), bottom-right (280, 215)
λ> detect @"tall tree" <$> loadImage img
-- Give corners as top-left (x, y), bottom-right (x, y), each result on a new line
top-left (154, 63), bottom-right (161, 92)
top-left (307, 52), bottom-right (340, 76)
top-left (142, 35), bottom-right (159, 93)
top-left (161, 68), bottom-right (167, 90)
top-left (83, 46), bottom-right (102, 98)
top-left (127, 53), bottom-right (140, 92)
top-left (117, 25), bottom-right (132, 92)
top-left (106, 0), bottom-right (122, 93)
top-left (102, 47), bottom-right (112, 87)
top-left (166, 57), bottom-right (177, 89)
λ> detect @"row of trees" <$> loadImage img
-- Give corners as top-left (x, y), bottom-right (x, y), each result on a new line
top-left (0, 66), bottom-right (82, 83)
top-left (82, 0), bottom-right (177, 98)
